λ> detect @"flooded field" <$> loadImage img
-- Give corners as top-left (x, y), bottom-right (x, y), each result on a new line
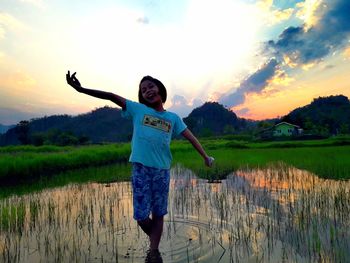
top-left (1, 164), bottom-right (349, 262)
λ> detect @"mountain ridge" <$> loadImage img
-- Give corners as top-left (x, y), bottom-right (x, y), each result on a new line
top-left (1, 94), bottom-right (349, 145)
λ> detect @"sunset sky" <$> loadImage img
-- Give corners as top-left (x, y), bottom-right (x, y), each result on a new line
top-left (0, 0), bottom-right (349, 125)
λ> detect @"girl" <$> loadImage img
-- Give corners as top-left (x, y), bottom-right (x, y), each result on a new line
top-left (66, 71), bottom-right (213, 262)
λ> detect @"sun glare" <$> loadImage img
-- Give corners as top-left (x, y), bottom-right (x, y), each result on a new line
top-left (71, 1), bottom-right (261, 101)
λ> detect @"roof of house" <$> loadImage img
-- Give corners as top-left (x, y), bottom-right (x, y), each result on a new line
top-left (274, 122), bottom-right (300, 128)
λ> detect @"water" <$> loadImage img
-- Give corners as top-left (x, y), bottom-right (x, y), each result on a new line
top-left (1, 164), bottom-right (349, 262)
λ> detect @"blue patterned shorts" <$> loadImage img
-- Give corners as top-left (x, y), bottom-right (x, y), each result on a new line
top-left (131, 162), bottom-right (170, 221)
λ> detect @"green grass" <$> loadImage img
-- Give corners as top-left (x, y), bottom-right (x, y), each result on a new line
top-left (173, 146), bottom-right (350, 180)
top-left (0, 163), bottom-right (131, 199)
top-left (0, 143), bottom-right (130, 183)
top-left (1, 136), bottom-right (350, 187)
top-left (0, 199), bottom-right (26, 232)
top-left (197, 134), bottom-right (350, 149)
top-left (0, 144), bottom-right (74, 153)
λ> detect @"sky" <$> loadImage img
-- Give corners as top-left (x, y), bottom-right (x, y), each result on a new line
top-left (0, 0), bottom-right (349, 125)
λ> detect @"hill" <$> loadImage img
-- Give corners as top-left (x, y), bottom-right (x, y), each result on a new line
top-left (0, 124), bottom-right (15, 134)
top-left (281, 95), bottom-right (350, 135)
top-left (0, 107), bottom-right (133, 146)
top-left (183, 102), bottom-right (250, 136)
top-left (1, 94), bottom-right (349, 145)
top-left (0, 102), bottom-right (252, 146)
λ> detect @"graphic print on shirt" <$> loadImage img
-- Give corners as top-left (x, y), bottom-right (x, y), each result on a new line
top-left (142, 115), bottom-right (171, 133)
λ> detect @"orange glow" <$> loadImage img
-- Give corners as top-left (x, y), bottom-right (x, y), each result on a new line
top-left (235, 167), bottom-right (323, 204)
top-left (209, 182), bottom-right (222, 193)
top-left (344, 46), bottom-right (350, 58)
top-left (269, 69), bottom-right (295, 86)
top-left (1, 1), bottom-right (350, 125)
top-left (283, 55), bottom-right (298, 68)
top-left (232, 60), bottom-right (350, 120)
top-left (302, 62), bottom-right (315, 71)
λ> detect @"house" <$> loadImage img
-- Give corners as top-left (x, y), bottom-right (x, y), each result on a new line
top-left (273, 122), bottom-right (303, 137)
top-left (257, 122), bottom-right (303, 139)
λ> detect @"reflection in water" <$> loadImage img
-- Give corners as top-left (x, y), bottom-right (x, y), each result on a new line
top-left (0, 164), bottom-right (349, 262)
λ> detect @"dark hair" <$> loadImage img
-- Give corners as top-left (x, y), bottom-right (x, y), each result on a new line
top-left (138, 76), bottom-right (167, 105)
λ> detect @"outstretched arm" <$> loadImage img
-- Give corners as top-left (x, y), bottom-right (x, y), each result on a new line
top-left (181, 128), bottom-right (214, 167)
top-left (66, 71), bottom-right (126, 109)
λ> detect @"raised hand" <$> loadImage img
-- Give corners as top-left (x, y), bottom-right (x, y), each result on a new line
top-left (66, 71), bottom-right (82, 91)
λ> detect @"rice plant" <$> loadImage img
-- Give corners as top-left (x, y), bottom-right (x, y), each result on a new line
top-left (0, 164), bottom-right (349, 262)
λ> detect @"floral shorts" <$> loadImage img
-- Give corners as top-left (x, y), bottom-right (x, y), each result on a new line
top-left (131, 162), bottom-right (170, 221)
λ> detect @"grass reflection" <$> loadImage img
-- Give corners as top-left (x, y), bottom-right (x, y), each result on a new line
top-left (0, 164), bottom-right (349, 262)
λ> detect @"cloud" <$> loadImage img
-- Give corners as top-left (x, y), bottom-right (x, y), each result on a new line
top-left (171, 94), bottom-right (187, 106)
top-left (0, 12), bottom-right (27, 39)
top-left (0, 68), bottom-right (59, 123)
top-left (0, 27), bottom-right (5, 39)
top-left (136, 16), bottom-right (149, 24)
top-left (0, 70), bottom-right (37, 95)
top-left (257, 0), bottom-right (294, 25)
top-left (192, 99), bottom-right (203, 108)
top-left (167, 94), bottom-right (203, 118)
top-left (269, 69), bottom-right (295, 86)
top-left (257, 0), bottom-right (273, 10)
top-left (19, 0), bottom-right (46, 9)
top-left (0, 12), bottom-right (30, 46)
top-left (0, 107), bottom-right (41, 125)
top-left (271, 8), bottom-right (294, 24)
top-left (267, 0), bottom-right (350, 66)
top-left (344, 46), bottom-right (350, 59)
top-left (295, 0), bottom-right (323, 29)
top-left (219, 59), bottom-right (279, 108)
top-left (323, 64), bottom-right (335, 70)
top-left (235, 107), bottom-right (250, 116)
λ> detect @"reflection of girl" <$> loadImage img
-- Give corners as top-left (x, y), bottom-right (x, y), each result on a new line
top-left (66, 72), bottom-right (214, 262)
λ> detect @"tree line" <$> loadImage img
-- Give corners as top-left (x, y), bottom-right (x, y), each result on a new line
top-left (2, 95), bottom-right (350, 146)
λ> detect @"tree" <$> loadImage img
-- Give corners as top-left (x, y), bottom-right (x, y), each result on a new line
top-left (31, 132), bottom-right (45, 146)
top-left (257, 121), bottom-right (273, 130)
top-left (223, 125), bottom-right (235, 134)
top-left (15, 120), bottom-right (30, 145)
top-left (56, 131), bottom-right (79, 146)
top-left (339, 124), bottom-right (349, 134)
top-left (200, 128), bottom-right (213, 137)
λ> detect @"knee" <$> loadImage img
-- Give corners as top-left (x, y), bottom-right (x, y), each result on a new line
top-left (137, 218), bottom-right (150, 227)
top-left (151, 214), bottom-right (164, 223)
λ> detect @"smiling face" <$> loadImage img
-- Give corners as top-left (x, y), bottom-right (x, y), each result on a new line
top-left (139, 79), bottom-right (163, 106)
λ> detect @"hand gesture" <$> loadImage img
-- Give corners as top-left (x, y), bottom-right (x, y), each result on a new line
top-left (66, 71), bottom-right (82, 91)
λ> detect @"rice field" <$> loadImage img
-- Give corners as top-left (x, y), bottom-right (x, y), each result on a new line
top-left (1, 140), bottom-right (350, 185)
top-left (1, 164), bottom-right (349, 262)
